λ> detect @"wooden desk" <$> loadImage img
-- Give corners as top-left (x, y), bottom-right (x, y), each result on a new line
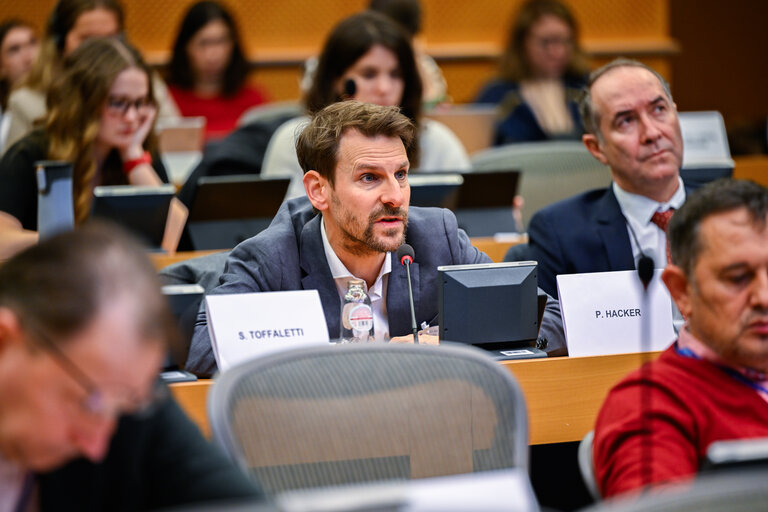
top-left (151, 250), bottom-right (223, 271)
top-left (170, 350), bottom-right (658, 445)
top-left (502, 352), bottom-right (659, 445)
top-left (734, 155), bottom-right (768, 188)
top-left (471, 235), bottom-right (526, 263)
top-left (151, 236), bottom-right (525, 271)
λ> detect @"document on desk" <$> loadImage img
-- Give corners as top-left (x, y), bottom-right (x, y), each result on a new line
top-left (557, 269), bottom-right (676, 357)
top-left (206, 290), bottom-right (329, 372)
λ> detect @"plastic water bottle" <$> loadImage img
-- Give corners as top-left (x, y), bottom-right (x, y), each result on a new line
top-left (340, 279), bottom-right (374, 343)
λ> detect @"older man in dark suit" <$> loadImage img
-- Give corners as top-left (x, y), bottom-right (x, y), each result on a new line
top-left (528, 58), bottom-right (687, 298)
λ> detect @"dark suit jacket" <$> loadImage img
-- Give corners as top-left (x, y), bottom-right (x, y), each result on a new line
top-left (186, 197), bottom-right (566, 375)
top-left (37, 396), bottom-right (263, 511)
top-left (528, 185), bottom-right (688, 298)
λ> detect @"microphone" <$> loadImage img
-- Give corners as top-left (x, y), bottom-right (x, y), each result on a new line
top-left (396, 244), bottom-right (419, 344)
top-left (637, 255), bottom-right (655, 291)
top-left (343, 78), bottom-right (356, 99)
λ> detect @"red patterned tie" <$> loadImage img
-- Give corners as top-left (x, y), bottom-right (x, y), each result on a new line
top-left (651, 209), bottom-right (674, 264)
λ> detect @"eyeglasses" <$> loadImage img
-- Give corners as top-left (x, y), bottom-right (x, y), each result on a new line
top-left (105, 95), bottom-right (154, 117)
top-left (29, 325), bottom-right (166, 420)
top-left (530, 36), bottom-right (574, 50)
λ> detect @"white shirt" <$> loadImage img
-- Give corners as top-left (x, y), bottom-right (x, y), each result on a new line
top-left (614, 177), bottom-right (686, 333)
top-left (613, 177), bottom-right (686, 269)
top-left (321, 218), bottom-right (392, 341)
top-left (0, 453), bottom-right (35, 512)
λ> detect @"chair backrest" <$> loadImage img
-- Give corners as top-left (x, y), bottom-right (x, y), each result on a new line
top-left (156, 116), bottom-right (207, 186)
top-left (238, 101), bottom-right (303, 127)
top-left (578, 467), bottom-right (768, 512)
top-left (471, 141), bottom-right (610, 227)
top-left (156, 116), bottom-right (207, 152)
top-left (578, 430), bottom-right (601, 501)
top-left (209, 343), bottom-right (529, 497)
top-left (424, 105), bottom-right (497, 155)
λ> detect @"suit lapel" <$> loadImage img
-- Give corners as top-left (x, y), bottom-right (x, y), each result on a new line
top-left (299, 215), bottom-right (341, 339)
top-left (595, 187), bottom-right (636, 271)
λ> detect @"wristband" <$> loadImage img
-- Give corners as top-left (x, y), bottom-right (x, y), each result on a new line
top-left (122, 151), bottom-right (152, 175)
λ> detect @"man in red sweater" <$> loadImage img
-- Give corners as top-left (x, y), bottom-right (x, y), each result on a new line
top-left (594, 178), bottom-right (768, 498)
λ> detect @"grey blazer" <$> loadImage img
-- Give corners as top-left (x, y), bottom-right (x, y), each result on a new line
top-left (186, 197), bottom-right (565, 375)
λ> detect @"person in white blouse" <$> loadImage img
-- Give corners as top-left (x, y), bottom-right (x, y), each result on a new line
top-left (0, 20), bottom-right (38, 153)
top-left (262, 11), bottom-right (469, 200)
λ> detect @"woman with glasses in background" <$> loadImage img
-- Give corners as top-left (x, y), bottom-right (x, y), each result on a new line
top-left (475, 0), bottom-right (590, 145)
top-left (0, 37), bottom-right (185, 259)
top-left (3, 0), bottom-right (178, 153)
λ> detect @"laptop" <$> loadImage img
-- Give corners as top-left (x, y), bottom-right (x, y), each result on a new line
top-left (187, 175), bottom-right (290, 250)
top-left (91, 185), bottom-right (175, 250)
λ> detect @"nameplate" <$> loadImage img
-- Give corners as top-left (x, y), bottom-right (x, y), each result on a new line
top-left (557, 270), bottom-right (676, 357)
top-left (206, 290), bottom-right (329, 372)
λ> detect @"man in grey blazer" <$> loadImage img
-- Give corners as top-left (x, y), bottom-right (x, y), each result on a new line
top-left (187, 101), bottom-right (565, 375)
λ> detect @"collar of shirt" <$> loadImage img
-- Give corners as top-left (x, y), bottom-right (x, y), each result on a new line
top-left (0, 452), bottom-right (32, 512)
top-left (321, 218), bottom-right (392, 340)
top-left (677, 324), bottom-right (768, 402)
top-left (613, 177), bottom-right (686, 267)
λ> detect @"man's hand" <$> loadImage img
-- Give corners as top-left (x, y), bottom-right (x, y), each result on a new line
top-left (389, 333), bottom-right (439, 345)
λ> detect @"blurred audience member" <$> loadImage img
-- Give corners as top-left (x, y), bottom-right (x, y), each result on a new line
top-left (167, 1), bottom-right (268, 141)
top-left (302, 0), bottom-right (447, 108)
top-left (594, 179), bottom-right (768, 497)
top-left (0, 20), bottom-right (38, 152)
top-left (0, 38), bottom-right (187, 259)
top-left (475, 0), bottom-right (589, 144)
top-left (0, 223), bottom-right (264, 509)
top-left (263, 11), bottom-right (469, 199)
top-left (3, 0), bottom-right (178, 153)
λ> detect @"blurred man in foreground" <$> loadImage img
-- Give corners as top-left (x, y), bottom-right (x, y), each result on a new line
top-left (0, 224), bottom-right (262, 510)
top-left (594, 179), bottom-right (768, 497)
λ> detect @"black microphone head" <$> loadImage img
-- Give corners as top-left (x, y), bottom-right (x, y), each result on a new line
top-left (343, 78), bottom-right (356, 98)
top-left (637, 255), bottom-right (655, 289)
top-left (397, 244), bottom-right (414, 265)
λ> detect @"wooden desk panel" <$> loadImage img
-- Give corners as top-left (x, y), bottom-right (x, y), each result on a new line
top-left (170, 351), bottom-right (658, 445)
top-left (502, 352), bottom-right (659, 445)
top-left (170, 381), bottom-right (212, 438)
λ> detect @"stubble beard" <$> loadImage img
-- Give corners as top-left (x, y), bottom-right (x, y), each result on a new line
top-left (338, 203), bottom-right (409, 257)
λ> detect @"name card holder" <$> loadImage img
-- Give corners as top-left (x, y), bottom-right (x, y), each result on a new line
top-left (206, 290), bottom-right (329, 372)
top-left (557, 269), bottom-right (676, 357)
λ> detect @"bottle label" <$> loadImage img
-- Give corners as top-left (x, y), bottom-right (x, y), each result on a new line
top-left (348, 304), bottom-right (373, 332)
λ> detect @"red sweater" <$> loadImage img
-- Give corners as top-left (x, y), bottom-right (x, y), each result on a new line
top-left (594, 344), bottom-right (768, 498)
top-left (169, 85), bottom-right (268, 141)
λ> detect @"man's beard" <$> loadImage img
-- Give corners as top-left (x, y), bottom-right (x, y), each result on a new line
top-left (337, 203), bottom-right (409, 256)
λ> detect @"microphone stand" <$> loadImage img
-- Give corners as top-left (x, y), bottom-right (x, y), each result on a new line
top-left (404, 260), bottom-right (419, 344)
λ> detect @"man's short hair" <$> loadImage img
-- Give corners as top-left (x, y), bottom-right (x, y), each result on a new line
top-left (0, 222), bottom-right (177, 351)
top-left (579, 58), bottom-right (674, 138)
top-left (669, 179), bottom-right (768, 277)
top-left (296, 100), bottom-right (416, 187)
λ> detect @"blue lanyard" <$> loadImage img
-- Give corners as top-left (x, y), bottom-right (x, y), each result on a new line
top-left (675, 342), bottom-right (768, 396)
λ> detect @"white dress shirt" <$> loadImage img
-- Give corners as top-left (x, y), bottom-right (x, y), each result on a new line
top-left (613, 177), bottom-right (686, 269)
top-left (614, 177), bottom-right (686, 332)
top-left (321, 219), bottom-right (392, 341)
